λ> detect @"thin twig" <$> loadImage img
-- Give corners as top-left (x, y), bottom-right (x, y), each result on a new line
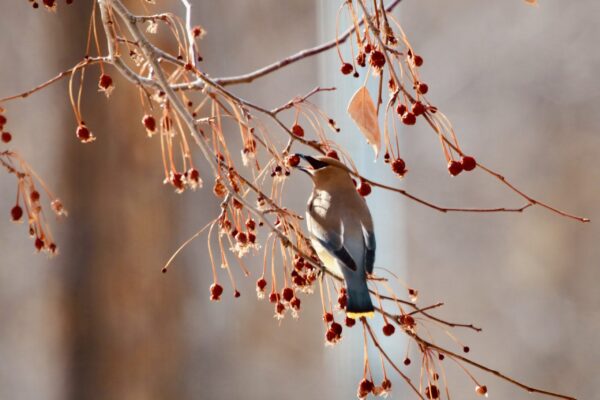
top-left (363, 319), bottom-right (426, 400)
top-left (408, 331), bottom-right (577, 400)
top-left (213, 0), bottom-right (404, 86)
top-left (271, 86), bottom-right (336, 115)
top-left (0, 57), bottom-right (105, 103)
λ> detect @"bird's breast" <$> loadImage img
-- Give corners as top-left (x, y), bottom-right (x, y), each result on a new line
top-left (309, 189), bottom-right (332, 218)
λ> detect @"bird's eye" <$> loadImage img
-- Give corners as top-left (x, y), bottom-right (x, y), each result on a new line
top-left (310, 159), bottom-right (328, 170)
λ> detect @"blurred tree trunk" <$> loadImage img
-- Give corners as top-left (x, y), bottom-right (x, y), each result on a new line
top-left (59, 2), bottom-right (186, 399)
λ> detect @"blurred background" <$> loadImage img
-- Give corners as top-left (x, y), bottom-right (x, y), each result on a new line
top-left (0, 0), bottom-right (598, 399)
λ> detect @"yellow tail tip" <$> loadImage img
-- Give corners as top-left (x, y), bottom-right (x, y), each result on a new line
top-left (347, 311), bottom-right (375, 319)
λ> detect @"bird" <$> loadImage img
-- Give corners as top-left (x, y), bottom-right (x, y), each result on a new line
top-left (293, 154), bottom-right (375, 318)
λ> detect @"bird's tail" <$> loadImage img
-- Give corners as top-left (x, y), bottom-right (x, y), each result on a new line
top-left (346, 280), bottom-right (374, 319)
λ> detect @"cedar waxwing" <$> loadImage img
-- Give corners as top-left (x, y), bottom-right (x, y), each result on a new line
top-left (294, 154), bottom-right (375, 318)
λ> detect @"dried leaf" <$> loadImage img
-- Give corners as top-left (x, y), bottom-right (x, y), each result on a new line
top-left (347, 85), bottom-right (381, 158)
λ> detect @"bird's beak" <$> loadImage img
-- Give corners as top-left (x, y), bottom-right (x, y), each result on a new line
top-left (291, 154), bottom-right (311, 175)
top-left (293, 154), bottom-right (328, 176)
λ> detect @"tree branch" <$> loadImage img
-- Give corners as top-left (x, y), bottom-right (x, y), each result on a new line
top-left (213, 0), bottom-right (404, 86)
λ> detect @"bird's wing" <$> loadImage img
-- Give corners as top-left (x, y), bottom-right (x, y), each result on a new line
top-left (362, 224), bottom-right (376, 275)
top-left (308, 213), bottom-right (358, 272)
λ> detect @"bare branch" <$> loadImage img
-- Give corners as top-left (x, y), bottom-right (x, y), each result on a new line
top-left (213, 0), bottom-right (404, 86)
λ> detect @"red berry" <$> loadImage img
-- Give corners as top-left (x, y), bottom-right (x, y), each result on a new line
top-left (447, 160), bottom-right (463, 176)
top-left (98, 73), bottom-right (113, 91)
top-left (293, 257), bottom-right (304, 270)
top-left (30, 191), bottom-right (40, 202)
top-left (170, 173), bottom-right (185, 192)
top-left (293, 275), bottom-right (306, 287)
top-left (391, 158), bottom-right (407, 176)
top-left (417, 82), bottom-right (429, 94)
top-left (396, 104), bottom-right (407, 115)
top-left (364, 43), bottom-right (373, 54)
top-left (461, 155), bottom-right (477, 171)
top-left (234, 290), bottom-right (241, 298)
top-left (399, 314), bottom-right (415, 328)
top-left (413, 55), bottom-right (424, 67)
top-left (325, 328), bottom-right (337, 343)
top-left (340, 63), bottom-right (354, 75)
top-left (269, 292), bottom-right (279, 303)
top-left (356, 53), bottom-right (366, 67)
top-left (337, 292), bottom-right (347, 309)
top-left (42, 0), bottom-right (56, 8)
top-left (382, 323), bottom-right (395, 336)
top-left (357, 181), bottom-right (372, 197)
top-left (402, 112), bottom-right (416, 125)
top-left (463, 346), bottom-right (470, 353)
top-left (323, 312), bottom-right (334, 323)
top-left (245, 218), bottom-right (256, 231)
top-left (331, 322), bottom-right (343, 336)
top-left (326, 150), bottom-right (339, 160)
top-left (34, 237), bottom-right (44, 251)
top-left (192, 26), bottom-right (204, 38)
top-left (0, 115), bottom-right (7, 127)
top-left (381, 379), bottom-right (392, 391)
top-left (48, 243), bottom-right (58, 254)
top-left (370, 50), bottom-right (386, 68)
top-left (282, 287), bottom-right (294, 302)
top-left (11, 205), bottom-right (23, 222)
top-left (76, 124), bottom-right (95, 143)
top-left (232, 199), bottom-right (244, 210)
top-left (345, 316), bottom-right (356, 327)
top-left (1, 132), bottom-right (11, 143)
top-left (256, 278), bottom-right (267, 291)
top-left (425, 385), bottom-right (439, 399)
top-left (291, 124), bottom-right (304, 137)
top-left (412, 101), bottom-right (426, 116)
top-left (210, 283), bottom-right (223, 301)
top-left (142, 115), bottom-right (156, 132)
top-left (286, 154), bottom-right (300, 167)
top-left (403, 357), bottom-right (411, 366)
top-left (213, 179), bottom-right (227, 197)
top-left (359, 379), bottom-right (374, 393)
top-left (476, 385), bottom-right (488, 396)
top-left (276, 302), bottom-right (285, 315)
top-left (236, 231), bottom-right (247, 244)
top-left (290, 297), bottom-right (301, 310)
top-left (188, 168), bottom-right (201, 185)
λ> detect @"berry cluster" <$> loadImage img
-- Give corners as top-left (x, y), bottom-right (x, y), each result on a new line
top-left (1, 110), bottom-right (11, 144)
top-left (357, 377), bottom-right (392, 399)
top-left (323, 312), bottom-right (343, 345)
top-left (27, 0), bottom-right (73, 10)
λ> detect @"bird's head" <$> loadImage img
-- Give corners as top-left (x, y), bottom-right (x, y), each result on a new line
top-left (292, 154), bottom-right (353, 186)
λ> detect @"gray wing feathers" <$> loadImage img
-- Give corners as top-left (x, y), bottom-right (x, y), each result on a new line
top-left (362, 224), bottom-right (376, 274)
top-left (308, 192), bottom-right (375, 275)
top-left (308, 213), bottom-right (358, 271)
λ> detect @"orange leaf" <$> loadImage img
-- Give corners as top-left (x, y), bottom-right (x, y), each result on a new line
top-left (347, 86), bottom-right (381, 158)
